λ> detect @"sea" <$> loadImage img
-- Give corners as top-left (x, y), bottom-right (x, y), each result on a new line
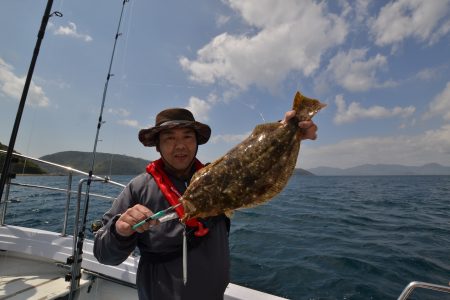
top-left (2, 174), bottom-right (450, 300)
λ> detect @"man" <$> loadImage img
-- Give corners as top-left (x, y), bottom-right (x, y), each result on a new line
top-left (93, 107), bottom-right (317, 300)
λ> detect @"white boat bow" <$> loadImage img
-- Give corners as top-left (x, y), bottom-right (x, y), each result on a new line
top-left (0, 225), bottom-right (288, 300)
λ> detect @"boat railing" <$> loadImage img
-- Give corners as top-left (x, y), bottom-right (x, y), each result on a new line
top-left (0, 150), bottom-right (125, 236)
top-left (397, 281), bottom-right (450, 299)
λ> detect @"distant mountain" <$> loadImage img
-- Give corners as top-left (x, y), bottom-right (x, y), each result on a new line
top-left (39, 151), bottom-right (314, 176)
top-left (0, 142), bottom-right (46, 174)
top-left (294, 168), bottom-right (314, 176)
top-left (39, 151), bottom-right (149, 175)
top-left (308, 163), bottom-right (450, 176)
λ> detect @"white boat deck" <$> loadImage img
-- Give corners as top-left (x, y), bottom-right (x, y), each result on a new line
top-left (0, 225), bottom-right (287, 300)
top-left (0, 253), bottom-right (84, 300)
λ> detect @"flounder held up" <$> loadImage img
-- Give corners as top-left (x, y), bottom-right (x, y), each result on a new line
top-left (181, 91), bottom-right (326, 221)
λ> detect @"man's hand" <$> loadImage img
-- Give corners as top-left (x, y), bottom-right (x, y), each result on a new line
top-left (281, 110), bottom-right (318, 140)
top-left (115, 204), bottom-right (159, 237)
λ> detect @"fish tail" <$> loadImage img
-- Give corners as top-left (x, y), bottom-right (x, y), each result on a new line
top-left (292, 91), bottom-right (303, 112)
top-left (291, 91), bottom-right (326, 121)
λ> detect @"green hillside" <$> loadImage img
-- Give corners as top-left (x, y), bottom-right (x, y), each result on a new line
top-left (2, 144), bottom-right (312, 176)
top-left (39, 151), bottom-right (149, 175)
top-left (0, 142), bottom-right (46, 174)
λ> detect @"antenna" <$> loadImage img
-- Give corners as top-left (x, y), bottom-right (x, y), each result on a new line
top-left (89, 0), bottom-right (129, 173)
top-left (68, 1), bottom-right (130, 298)
top-left (0, 0), bottom-right (61, 204)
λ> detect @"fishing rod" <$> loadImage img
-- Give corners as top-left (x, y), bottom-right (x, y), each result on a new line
top-left (68, 1), bottom-right (130, 299)
top-left (0, 1), bottom-right (61, 204)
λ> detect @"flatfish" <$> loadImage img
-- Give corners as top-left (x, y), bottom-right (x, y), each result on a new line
top-left (181, 91), bottom-right (326, 220)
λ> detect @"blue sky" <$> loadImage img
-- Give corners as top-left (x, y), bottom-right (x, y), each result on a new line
top-left (1, 0), bottom-right (449, 170)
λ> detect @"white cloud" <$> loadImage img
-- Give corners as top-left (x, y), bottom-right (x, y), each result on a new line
top-left (355, 0), bottom-right (371, 23)
top-left (39, 77), bottom-right (70, 89)
top-left (216, 14), bottom-right (231, 27)
top-left (53, 22), bottom-right (93, 42)
top-left (430, 18), bottom-right (450, 44)
top-left (117, 119), bottom-right (140, 128)
top-left (370, 0), bottom-right (450, 47)
top-left (334, 94), bottom-right (415, 124)
top-left (110, 109), bottom-right (139, 128)
top-left (415, 67), bottom-right (440, 80)
top-left (338, 0), bottom-right (370, 24)
top-left (210, 131), bottom-right (251, 144)
top-left (423, 81), bottom-right (450, 121)
top-left (108, 108), bottom-right (131, 117)
top-left (180, 0), bottom-right (347, 91)
top-left (299, 124), bottom-right (450, 169)
top-left (316, 48), bottom-right (395, 92)
top-left (186, 96), bottom-right (212, 122)
top-left (0, 58), bottom-right (49, 107)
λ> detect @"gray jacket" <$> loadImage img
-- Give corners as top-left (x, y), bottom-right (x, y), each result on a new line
top-left (93, 170), bottom-right (230, 300)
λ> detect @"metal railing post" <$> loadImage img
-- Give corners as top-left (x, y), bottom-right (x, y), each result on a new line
top-left (68, 177), bottom-right (106, 300)
top-left (0, 176), bottom-right (12, 225)
top-left (61, 171), bottom-right (73, 236)
top-left (397, 281), bottom-right (450, 300)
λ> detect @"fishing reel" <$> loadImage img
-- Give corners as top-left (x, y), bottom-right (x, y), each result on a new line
top-left (90, 220), bottom-right (103, 233)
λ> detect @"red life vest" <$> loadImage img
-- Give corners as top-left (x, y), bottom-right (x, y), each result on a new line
top-left (146, 158), bottom-right (209, 237)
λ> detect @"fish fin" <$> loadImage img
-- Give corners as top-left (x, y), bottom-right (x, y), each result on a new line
top-left (252, 122), bottom-right (281, 136)
top-left (292, 91), bottom-right (303, 112)
top-left (225, 210), bottom-right (234, 218)
top-left (292, 91), bottom-right (326, 121)
top-left (191, 166), bottom-right (207, 182)
top-left (181, 199), bottom-right (197, 221)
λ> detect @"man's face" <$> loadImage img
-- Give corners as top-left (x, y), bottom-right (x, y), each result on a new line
top-left (158, 127), bottom-right (197, 171)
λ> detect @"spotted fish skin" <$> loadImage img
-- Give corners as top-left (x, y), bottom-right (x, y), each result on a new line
top-left (181, 91), bottom-right (325, 220)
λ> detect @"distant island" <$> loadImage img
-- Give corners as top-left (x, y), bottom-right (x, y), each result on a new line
top-left (0, 142), bottom-right (46, 174)
top-left (307, 163), bottom-right (450, 176)
top-left (39, 151), bottom-right (150, 175)
top-left (2, 141), bottom-right (449, 176)
top-left (16, 150), bottom-right (314, 176)
top-left (294, 168), bottom-right (314, 176)
top-left (38, 152), bottom-right (450, 176)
